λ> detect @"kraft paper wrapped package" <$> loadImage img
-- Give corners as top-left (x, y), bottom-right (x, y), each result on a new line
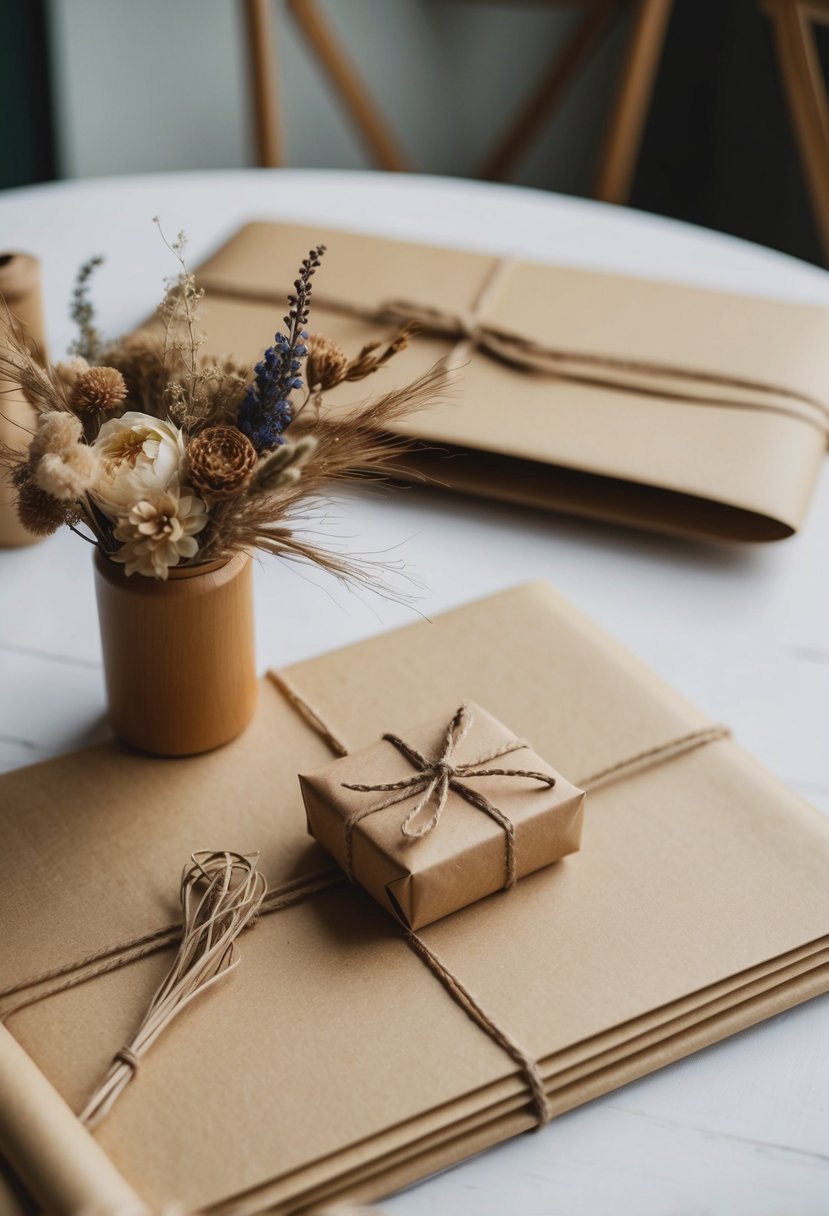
top-left (191, 222), bottom-right (829, 543)
top-left (300, 702), bottom-right (585, 929)
top-left (1, 583), bottom-right (828, 1215)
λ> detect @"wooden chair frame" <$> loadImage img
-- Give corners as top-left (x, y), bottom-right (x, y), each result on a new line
top-left (243, 0), bottom-right (674, 204)
top-left (764, 0), bottom-right (829, 263)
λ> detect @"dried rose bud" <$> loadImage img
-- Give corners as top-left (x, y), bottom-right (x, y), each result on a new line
top-left (305, 334), bottom-right (348, 391)
top-left (186, 425), bottom-right (257, 500)
top-left (71, 366), bottom-right (128, 414)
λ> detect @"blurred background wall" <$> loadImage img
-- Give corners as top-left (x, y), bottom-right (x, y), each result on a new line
top-left (2, 0), bottom-right (828, 265)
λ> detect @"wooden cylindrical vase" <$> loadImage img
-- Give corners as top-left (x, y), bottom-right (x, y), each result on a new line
top-left (0, 252), bottom-right (47, 548)
top-left (94, 551), bottom-right (258, 756)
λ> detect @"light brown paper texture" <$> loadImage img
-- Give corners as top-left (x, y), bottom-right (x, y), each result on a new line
top-left (300, 702), bottom-right (584, 928)
top-left (1, 582), bottom-right (828, 1214)
top-left (0, 1026), bottom-right (147, 1216)
top-left (193, 221), bottom-right (829, 543)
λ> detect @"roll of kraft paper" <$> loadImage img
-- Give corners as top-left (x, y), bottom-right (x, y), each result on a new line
top-left (0, 1025), bottom-right (148, 1216)
top-left (0, 252), bottom-right (47, 548)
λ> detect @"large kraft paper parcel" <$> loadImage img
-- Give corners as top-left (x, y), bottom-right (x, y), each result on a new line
top-left (191, 221), bottom-right (829, 543)
top-left (0, 582), bottom-right (828, 1214)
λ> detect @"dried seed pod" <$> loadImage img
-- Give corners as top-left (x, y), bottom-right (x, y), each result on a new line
top-left (17, 480), bottom-right (78, 535)
top-left (71, 366), bottom-right (128, 414)
top-left (305, 334), bottom-right (348, 391)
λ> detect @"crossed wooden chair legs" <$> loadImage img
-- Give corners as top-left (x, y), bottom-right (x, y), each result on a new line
top-left (244, 0), bottom-right (674, 202)
top-left (244, 0), bottom-right (829, 261)
top-left (765, 0), bottom-right (829, 263)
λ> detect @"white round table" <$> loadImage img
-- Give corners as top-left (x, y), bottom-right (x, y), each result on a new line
top-left (2, 170), bottom-right (828, 1215)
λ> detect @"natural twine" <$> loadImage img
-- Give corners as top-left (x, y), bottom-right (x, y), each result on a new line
top-left (267, 671), bottom-right (731, 1128)
top-left (0, 677), bottom-right (731, 1134)
top-left (78, 851), bottom-right (267, 1129)
top-left (200, 259), bottom-right (829, 437)
top-left (340, 702), bottom-right (556, 887)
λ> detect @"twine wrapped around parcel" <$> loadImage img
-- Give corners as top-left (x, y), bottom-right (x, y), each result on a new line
top-left (80, 850), bottom-right (266, 1129)
top-left (200, 259), bottom-right (829, 436)
top-left (340, 702), bottom-right (557, 886)
top-left (2, 696), bottom-right (730, 1142)
top-left (272, 673), bottom-right (732, 1130)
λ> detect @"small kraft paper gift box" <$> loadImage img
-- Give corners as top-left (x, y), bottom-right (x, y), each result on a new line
top-left (299, 701), bottom-right (585, 929)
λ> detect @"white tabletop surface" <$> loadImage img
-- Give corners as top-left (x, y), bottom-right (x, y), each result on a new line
top-left (1, 169), bottom-right (828, 1215)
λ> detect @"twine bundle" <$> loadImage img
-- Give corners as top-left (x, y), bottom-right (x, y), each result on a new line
top-left (80, 850), bottom-right (266, 1129)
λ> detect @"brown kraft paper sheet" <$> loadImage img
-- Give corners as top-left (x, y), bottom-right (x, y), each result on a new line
top-left (192, 221), bottom-right (829, 543)
top-left (0, 583), bottom-right (828, 1213)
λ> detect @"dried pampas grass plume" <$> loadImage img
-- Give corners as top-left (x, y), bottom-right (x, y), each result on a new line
top-left (28, 411), bottom-right (83, 463)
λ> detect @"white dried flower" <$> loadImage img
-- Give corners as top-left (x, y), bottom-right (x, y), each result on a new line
top-left (112, 486), bottom-right (208, 579)
top-left (34, 445), bottom-right (99, 501)
top-left (92, 411), bottom-right (186, 518)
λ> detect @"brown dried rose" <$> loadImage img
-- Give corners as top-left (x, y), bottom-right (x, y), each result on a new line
top-left (186, 425), bottom-right (257, 500)
top-left (71, 366), bottom-right (128, 414)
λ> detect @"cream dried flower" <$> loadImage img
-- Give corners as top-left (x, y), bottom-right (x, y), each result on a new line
top-left (34, 444), bottom-right (99, 501)
top-left (71, 366), bottom-right (128, 414)
top-left (112, 487), bottom-right (208, 579)
top-left (92, 412), bottom-right (186, 517)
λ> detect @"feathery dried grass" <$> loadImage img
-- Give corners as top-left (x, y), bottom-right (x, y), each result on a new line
top-left (198, 361), bottom-right (450, 590)
top-left (0, 318), bottom-right (69, 418)
top-left (1, 232), bottom-right (448, 598)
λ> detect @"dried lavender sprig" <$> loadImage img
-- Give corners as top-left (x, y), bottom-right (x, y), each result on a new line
top-left (238, 244), bottom-right (326, 451)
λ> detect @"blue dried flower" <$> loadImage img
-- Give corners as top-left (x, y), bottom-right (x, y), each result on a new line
top-left (238, 245), bottom-right (325, 451)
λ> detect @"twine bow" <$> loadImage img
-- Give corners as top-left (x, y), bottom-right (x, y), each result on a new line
top-left (202, 261), bottom-right (829, 433)
top-left (340, 704), bottom-right (556, 888)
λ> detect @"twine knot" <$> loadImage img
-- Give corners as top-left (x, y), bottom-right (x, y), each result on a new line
top-left (341, 704), bottom-right (556, 887)
top-left (114, 1047), bottom-right (140, 1073)
top-left (456, 311), bottom-right (482, 344)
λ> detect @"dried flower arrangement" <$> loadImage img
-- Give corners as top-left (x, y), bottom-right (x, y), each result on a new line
top-left (1, 226), bottom-right (443, 586)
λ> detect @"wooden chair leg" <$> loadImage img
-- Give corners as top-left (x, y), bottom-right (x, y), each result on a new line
top-left (478, 0), bottom-right (621, 183)
top-left (765, 1), bottom-right (829, 264)
top-left (243, 0), bottom-right (283, 168)
top-left (593, 0), bottom-right (674, 204)
top-left (287, 0), bottom-right (411, 171)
